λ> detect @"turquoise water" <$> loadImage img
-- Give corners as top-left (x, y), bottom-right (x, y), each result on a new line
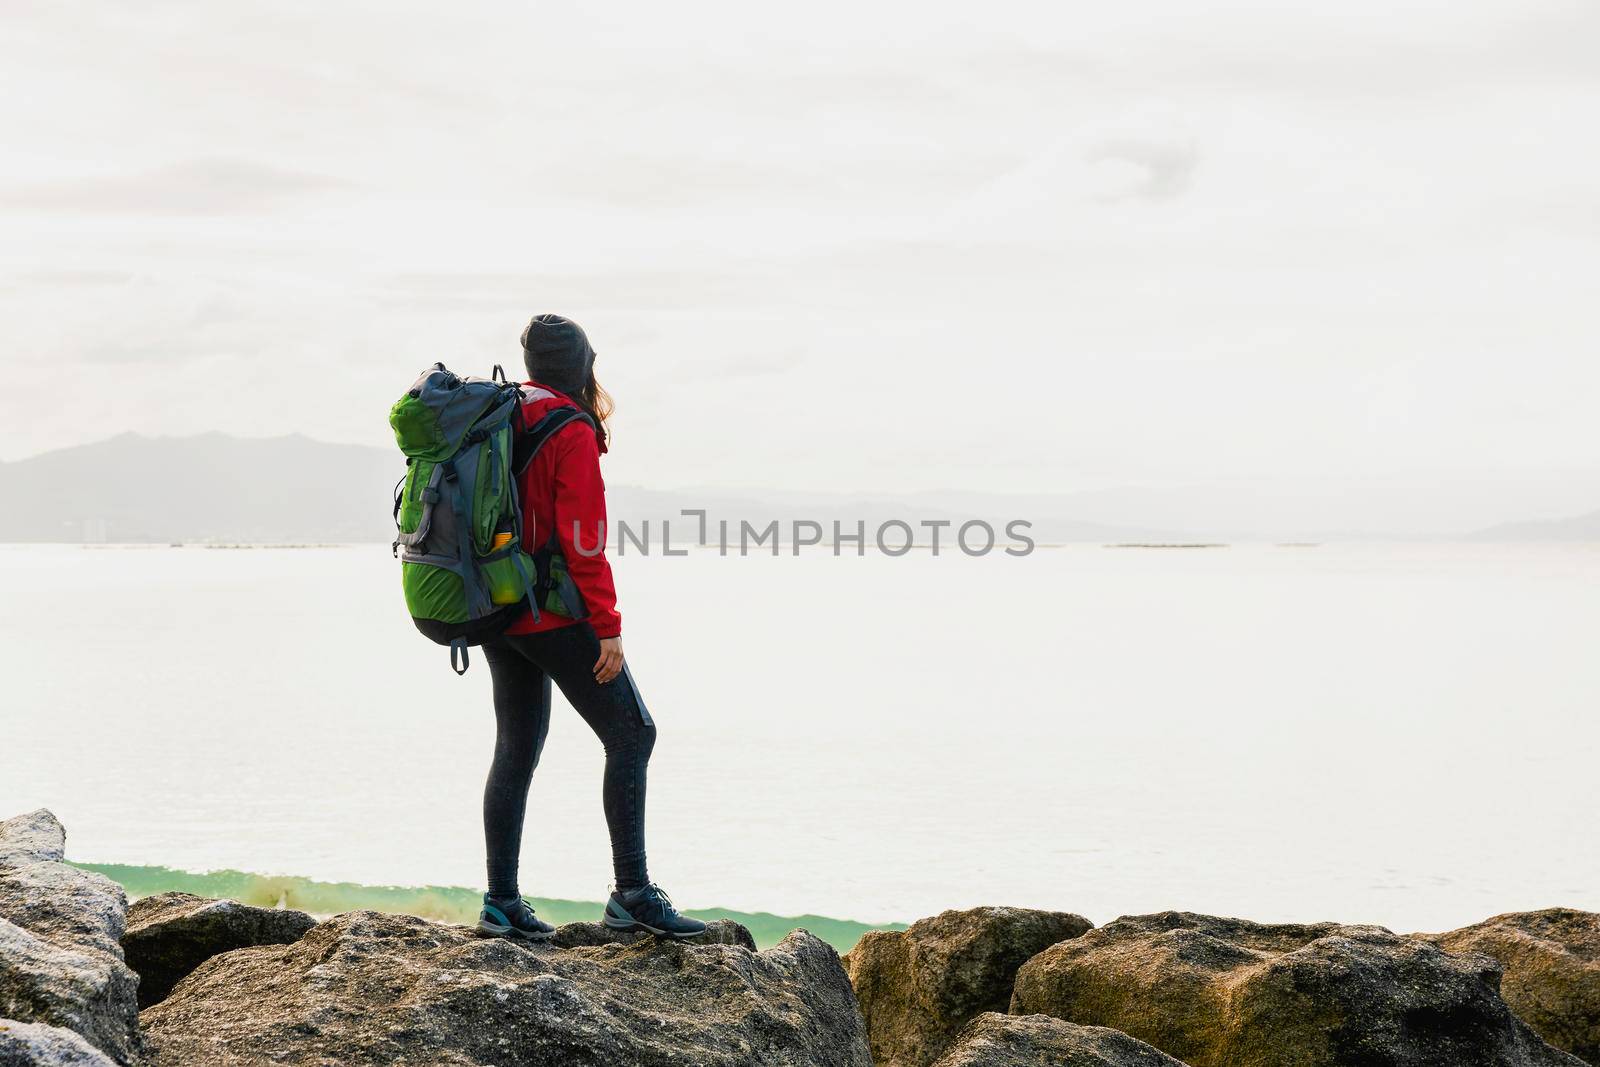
top-left (72, 861), bottom-right (898, 952)
top-left (5, 542), bottom-right (1600, 934)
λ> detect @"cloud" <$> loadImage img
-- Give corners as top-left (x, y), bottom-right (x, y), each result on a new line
top-left (660, 345), bottom-right (807, 382)
top-left (2, 157), bottom-right (351, 216)
top-left (0, 269), bottom-right (134, 293)
top-left (376, 269), bottom-right (779, 313)
top-left (938, 112), bottom-right (1203, 239)
top-left (1085, 134), bottom-right (1201, 202)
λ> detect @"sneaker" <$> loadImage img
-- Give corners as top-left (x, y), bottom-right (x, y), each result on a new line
top-left (478, 894), bottom-right (556, 941)
top-left (604, 883), bottom-right (707, 939)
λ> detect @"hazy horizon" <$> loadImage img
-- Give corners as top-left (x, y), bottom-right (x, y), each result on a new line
top-left (2, 427), bottom-right (1597, 540)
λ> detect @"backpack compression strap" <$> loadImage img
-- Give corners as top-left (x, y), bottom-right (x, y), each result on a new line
top-left (512, 405), bottom-right (596, 477)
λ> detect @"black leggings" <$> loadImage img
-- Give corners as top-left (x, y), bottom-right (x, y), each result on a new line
top-left (480, 624), bottom-right (656, 899)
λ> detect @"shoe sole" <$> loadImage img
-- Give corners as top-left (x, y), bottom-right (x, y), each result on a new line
top-left (603, 915), bottom-right (705, 940)
top-left (477, 919), bottom-right (555, 942)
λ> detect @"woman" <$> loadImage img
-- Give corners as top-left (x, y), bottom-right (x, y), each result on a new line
top-left (476, 313), bottom-right (705, 941)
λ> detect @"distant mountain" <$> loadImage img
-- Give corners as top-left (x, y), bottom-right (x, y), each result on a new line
top-left (0, 433), bottom-right (1172, 544)
top-left (0, 432), bottom-right (400, 543)
top-left (1471, 508), bottom-right (1600, 541)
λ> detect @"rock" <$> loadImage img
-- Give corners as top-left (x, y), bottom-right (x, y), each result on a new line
top-left (550, 917), bottom-right (757, 950)
top-left (1011, 911), bottom-right (1584, 1067)
top-left (140, 909), bottom-right (870, 1065)
top-left (844, 906), bottom-right (1093, 1067)
top-left (0, 1019), bottom-right (118, 1066)
top-left (0, 811), bottom-right (139, 1066)
top-left (1426, 908), bottom-right (1600, 1065)
top-left (930, 1013), bottom-right (1189, 1066)
top-left (0, 815), bottom-right (65, 868)
top-left (123, 891), bottom-right (318, 1008)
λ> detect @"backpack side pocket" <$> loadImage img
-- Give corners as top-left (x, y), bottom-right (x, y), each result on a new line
top-left (537, 547), bottom-right (589, 620)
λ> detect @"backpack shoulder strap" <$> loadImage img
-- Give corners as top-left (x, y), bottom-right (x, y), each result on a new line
top-left (512, 405), bottom-right (595, 477)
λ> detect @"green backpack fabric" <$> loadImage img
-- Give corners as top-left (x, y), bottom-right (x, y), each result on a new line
top-left (389, 363), bottom-right (583, 674)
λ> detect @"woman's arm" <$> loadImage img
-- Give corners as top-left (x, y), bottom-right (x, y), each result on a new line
top-left (548, 424), bottom-right (623, 644)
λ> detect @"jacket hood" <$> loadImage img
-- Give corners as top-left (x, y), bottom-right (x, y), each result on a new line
top-left (518, 382), bottom-right (607, 454)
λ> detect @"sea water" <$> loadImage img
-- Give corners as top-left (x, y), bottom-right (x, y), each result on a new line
top-left (2, 541), bottom-right (1596, 932)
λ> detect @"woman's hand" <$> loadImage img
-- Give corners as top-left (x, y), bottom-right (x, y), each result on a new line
top-left (593, 637), bottom-right (624, 684)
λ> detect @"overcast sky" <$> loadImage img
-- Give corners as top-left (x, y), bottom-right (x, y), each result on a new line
top-left (3, 0), bottom-right (1598, 526)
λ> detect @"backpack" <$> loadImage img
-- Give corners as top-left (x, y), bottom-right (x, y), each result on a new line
top-left (389, 363), bottom-right (593, 674)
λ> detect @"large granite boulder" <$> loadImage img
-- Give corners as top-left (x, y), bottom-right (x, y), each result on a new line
top-left (123, 891), bottom-right (318, 1007)
top-left (549, 917), bottom-right (757, 950)
top-left (140, 909), bottom-right (870, 1065)
top-left (0, 1019), bottom-right (117, 1066)
top-left (930, 1013), bottom-right (1189, 1067)
top-left (1011, 911), bottom-right (1583, 1067)
top-left (845, 906), bottom-right (1092, 1067)
top-left (0, 811), bottom-right (139, 1065)
top-left (1426, 908), bottom-right (1600, 1064)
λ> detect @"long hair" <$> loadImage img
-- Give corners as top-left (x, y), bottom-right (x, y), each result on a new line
top-left (571, 375), bottom-right (613, 451)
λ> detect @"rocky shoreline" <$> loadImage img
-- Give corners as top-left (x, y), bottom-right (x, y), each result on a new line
top-left (3, 809), bottom-right (1596, 1066)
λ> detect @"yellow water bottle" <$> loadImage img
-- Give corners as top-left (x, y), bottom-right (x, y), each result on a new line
top-left (487, 531), bottom-right (521, 605)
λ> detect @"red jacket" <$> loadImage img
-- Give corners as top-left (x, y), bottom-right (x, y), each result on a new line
top-left (503, 382), bottom-right (621, 640)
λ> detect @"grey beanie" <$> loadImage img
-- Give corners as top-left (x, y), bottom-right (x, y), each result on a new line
top-left (520, 313), bottom-right (596, 396)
